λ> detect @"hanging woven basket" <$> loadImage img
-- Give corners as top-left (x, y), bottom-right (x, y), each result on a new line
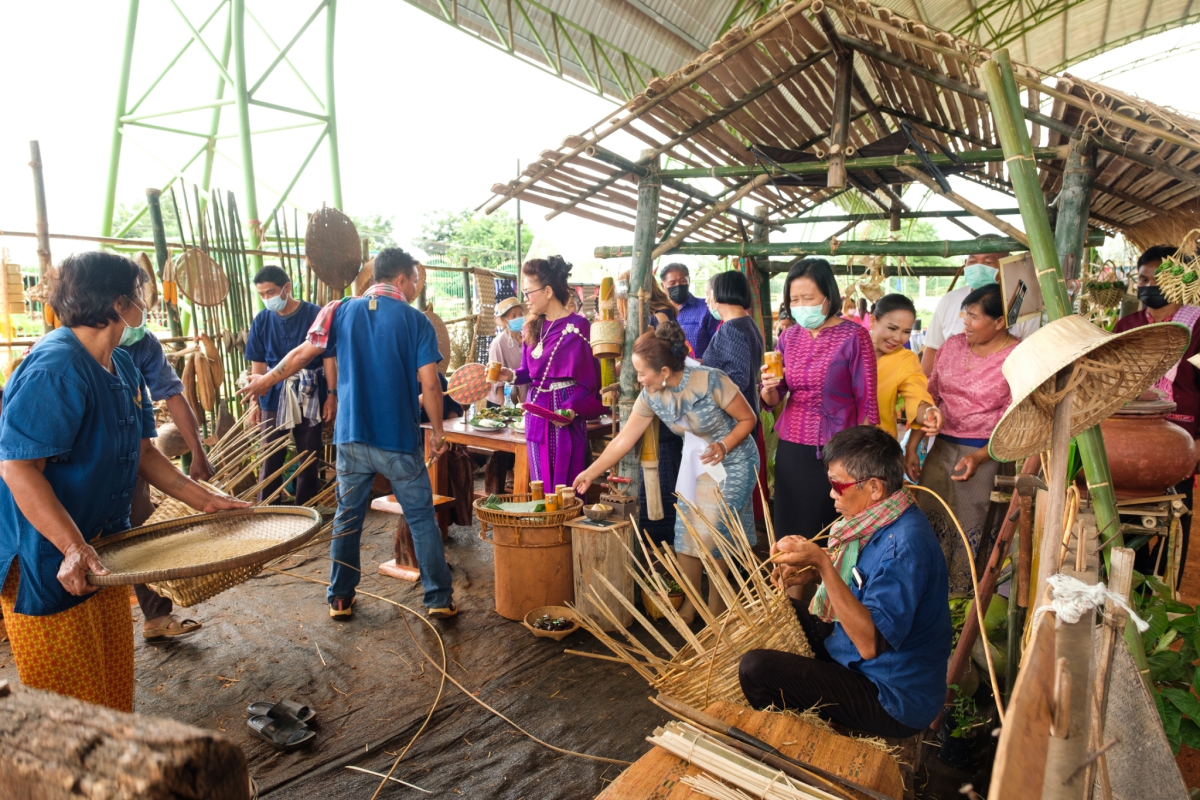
top-left (174, 249), bottom-right (230, 307)
top-left (305, 206), bottom-right (361, 291)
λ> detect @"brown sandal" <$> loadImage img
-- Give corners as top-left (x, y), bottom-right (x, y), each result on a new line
top-left (142, 615), bottom-right (203, 640)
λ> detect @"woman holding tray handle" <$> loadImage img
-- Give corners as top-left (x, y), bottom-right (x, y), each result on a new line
top-left (573, 321), bottom-right (759, 625)
top-left (0, 251), bottom-right (248, 712)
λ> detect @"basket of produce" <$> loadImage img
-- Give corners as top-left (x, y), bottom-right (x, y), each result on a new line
top-left (1083, 280), bottom-right (1128, 309)
top-left (474, 492), bottom-right (583, 529)
top-left (87, 507), bottom-right (322, 607)
top-left (522, 605), bottom-right (581, 640)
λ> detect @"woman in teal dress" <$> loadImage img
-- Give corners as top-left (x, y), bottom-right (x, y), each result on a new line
top-left (574, 322), bottom-right (758, 624)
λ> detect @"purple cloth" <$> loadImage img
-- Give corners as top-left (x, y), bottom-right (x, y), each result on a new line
top-left (676, 294), bottom-right (718, 359)
top-left (514, 313), bottom-right (606, 487)
top-left (773, 320), bottom-right (878, 448)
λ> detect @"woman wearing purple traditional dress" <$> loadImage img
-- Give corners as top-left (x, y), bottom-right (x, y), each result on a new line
top-left (500, 256), bottom-right (606, 490)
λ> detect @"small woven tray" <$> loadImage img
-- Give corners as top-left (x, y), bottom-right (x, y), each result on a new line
top-left (88, 507), bottom-right (322, 587)
top-left (474, 492), bottom-right (583, 528)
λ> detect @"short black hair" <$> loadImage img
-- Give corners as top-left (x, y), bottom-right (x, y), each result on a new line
top-left (823, 425), bottom-right (905, 496)
top-left (374, 247), bottom-right (417, 283)
top-left (659, 262), bottom-right (689, 281)
top-left (871, 293), bottom-right (916, 320)
top-left (1139, 245), bottom-right (1178, 268)
top-left (253, 265), bottom-right (290, 288)
top-left (781, 258), bottom-right (841, 322)
top-left (961, 282), bottom-right (1004, 320)
top-left (709, 270), bottom-right (753, 310)
top-left (51, 251), bottom-right (147, 328)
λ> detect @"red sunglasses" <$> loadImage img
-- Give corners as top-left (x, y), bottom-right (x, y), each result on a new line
top-left (829, 477), bottom-right (875, 496)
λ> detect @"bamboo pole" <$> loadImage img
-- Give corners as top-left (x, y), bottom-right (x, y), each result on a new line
top-left (827, 49), bottom-right (853, 189)
top-left (617, 151), bottom-right (660, 499)
top-left (146, 188), bottom-right (183, 337)
top-left (0, 228), bottom-right (297, 259)
top-left (895, 166), bottom-right (1029, 247)
top-left (652, 175), bottom-right (771, 259)
top-left (780, 208), bottom-right (1024, 224)
top-left (752, 205), bottom-right (773, 351)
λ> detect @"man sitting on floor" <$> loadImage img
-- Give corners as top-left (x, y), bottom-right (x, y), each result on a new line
top-left (739, 425), bottom-right (950, 738)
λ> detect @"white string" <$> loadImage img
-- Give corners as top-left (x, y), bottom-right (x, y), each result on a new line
top-left (1033, 573), bottom-right (1149, 633)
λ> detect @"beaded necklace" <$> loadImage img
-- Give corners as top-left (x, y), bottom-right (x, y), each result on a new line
top-left (529, 315), bottom-right (586, 399)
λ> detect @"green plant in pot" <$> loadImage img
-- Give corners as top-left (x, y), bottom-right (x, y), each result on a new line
top-left (939, 684), bottom-right (985, 769)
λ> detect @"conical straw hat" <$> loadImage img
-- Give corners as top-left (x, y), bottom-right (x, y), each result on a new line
top-left (989, 314), bottom-right (1189, 462)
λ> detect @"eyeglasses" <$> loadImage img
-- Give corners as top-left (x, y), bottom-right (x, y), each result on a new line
top-left (828, 477), bottom-right (875, 496)
top-left (522, 285), bottom-right (547, 300)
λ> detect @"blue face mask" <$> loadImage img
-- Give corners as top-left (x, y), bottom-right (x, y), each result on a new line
top-left (964, 263), bottom-right (998, 290)
top-left (790, 302), bottom-right (826, 330)
top-left (263, 288), bottom-right (289, 313)
top-left (507, 317), bottom-right (524, 333)
top-left (118, 301), bottom-right (147, 347)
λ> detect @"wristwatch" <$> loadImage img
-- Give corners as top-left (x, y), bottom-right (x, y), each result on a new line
top-left (329, 389), bottom-right (338, 397)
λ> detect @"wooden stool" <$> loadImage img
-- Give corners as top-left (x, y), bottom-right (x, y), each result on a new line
top-left (565, 518), bottom-right (634, 631)
top-left (373, 494), bottom-right (455, 582)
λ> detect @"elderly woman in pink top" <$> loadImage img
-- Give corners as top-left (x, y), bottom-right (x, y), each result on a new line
top-left (909, 283), bottom-right (1019, 595)
top-left (761, 259), bottom-right (878, 541)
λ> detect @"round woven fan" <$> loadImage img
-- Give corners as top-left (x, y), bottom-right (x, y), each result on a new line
top-left (88, 507), bottom-right (321, 587)
top-left (174, 249), bottom-right (229, 307)
top-left (354, 258), bottom-right (375, 296)
top-left (305, 206), bottom-right (361, 291)
top-left (134, 252), bottom-right (159, 310)
top-left (425, 305), bottom-right (451, 375)
top-left (446, 362), bottom-right (489, 404)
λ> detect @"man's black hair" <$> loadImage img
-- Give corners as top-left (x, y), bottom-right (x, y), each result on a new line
top-left (709, 270), bottom-right (753, 310)
top-left (658, 262), bottom-right (689, 281)
top-left (253, 265), bottom-right (290, 288)
top-left (51, 251), bottom-right (147, 328)
top-left (782, 258), bottom-right (841, 322)
top-left (1139, 245), bottom-right (1178, 268)
top-left (374, 247), bottom-right (417, 283)
top-left (822, 425), bottom-right (905, 496)
top-left (961, 282), bottom-right (1003, 320)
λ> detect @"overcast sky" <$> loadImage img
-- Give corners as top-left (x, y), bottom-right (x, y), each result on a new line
top-left (2, 1), bottom-right (1198, 275)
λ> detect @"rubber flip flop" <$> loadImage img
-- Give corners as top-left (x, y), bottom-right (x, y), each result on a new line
top-left (248, 713), bottom-right (315, 751)
top-left (427, 601), bottom-right (458, 619)
top-left (329, 597), bottom-right (356, 619)
top-left (246, 699), bottom-right (316, 725)
top-left (142, 616), bottom-right (203, 641)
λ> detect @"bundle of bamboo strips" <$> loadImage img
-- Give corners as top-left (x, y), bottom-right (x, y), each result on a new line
top-left (569, 492), bottom-right (811, 708)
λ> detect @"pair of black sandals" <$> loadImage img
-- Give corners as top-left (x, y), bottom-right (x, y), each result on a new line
top-left (247, 699), bottom-right (317, 750)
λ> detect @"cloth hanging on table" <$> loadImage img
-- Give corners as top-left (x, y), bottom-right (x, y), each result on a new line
top-left (810, 488), bottom-right (913, 623)
top-left (276, 368), bottom-right (321, 430)
top-left (446, 445), bottom-right (475, 526)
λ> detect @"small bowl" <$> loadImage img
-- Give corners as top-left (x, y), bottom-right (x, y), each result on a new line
top-left (583, 503), bottom-right (612, 522)
top-left (522, 605), bottom-right (580, 640)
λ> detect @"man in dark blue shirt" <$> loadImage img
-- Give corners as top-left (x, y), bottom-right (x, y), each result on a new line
top-left (739, 425), bottom-right (951, 738)
top-left (660, 262), bottom-right (717, 359)
top-left (243, 265), bottom-right (337, 506)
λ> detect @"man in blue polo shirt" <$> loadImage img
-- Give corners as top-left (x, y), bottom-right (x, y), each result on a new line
top-left (739, 425), bottom-right (951, 738)
top-left (240, 248), bottom-right (454, 620)
top-left (243, 265), bottom-right (337, 506)
top-left (660, 262), bottom-right (717, 359)
top-left (121, 329), bottom-right (214, 641)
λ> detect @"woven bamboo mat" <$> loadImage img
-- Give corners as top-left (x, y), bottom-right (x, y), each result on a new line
top-left (595, 701), bottom-right (903, 800)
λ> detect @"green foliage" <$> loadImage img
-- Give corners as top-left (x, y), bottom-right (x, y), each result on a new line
top-left (418, 208), bottom-right (533, 269)
top-left (349, 212), bottom-right (398, 250)
top-left (1133, 570), bottom-right (1200, 754)
top-left (945, 684), bottom-right (982, 738)
top-left (111, 200), bottom-right (182, 240)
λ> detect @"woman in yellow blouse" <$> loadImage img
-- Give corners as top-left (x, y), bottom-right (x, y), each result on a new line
top-left (869, 294), bottom-right (942, 479)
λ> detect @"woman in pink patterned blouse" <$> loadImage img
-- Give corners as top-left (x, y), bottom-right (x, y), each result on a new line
top-left (760, 259), bottom-right (879, 541)
top-left (909, 283), bottom-right (1019, 595)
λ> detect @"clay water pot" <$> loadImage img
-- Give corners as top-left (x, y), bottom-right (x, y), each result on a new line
top-left (1100, 390), bottom-right (1197, 498)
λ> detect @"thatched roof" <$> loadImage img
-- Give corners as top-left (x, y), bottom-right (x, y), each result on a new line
top-left (481, 0), bottom-right (1200, 249)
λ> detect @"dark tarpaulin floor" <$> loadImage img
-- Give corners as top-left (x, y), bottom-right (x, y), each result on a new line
top-left (0, 510), bottom-right (673, 799)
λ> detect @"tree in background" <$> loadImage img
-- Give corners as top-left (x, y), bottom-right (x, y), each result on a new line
top-left (111, 201), bottom-right (182, 240)
top-left (349, 212), bottom-right (398, 250)
top-left (417, 208), bottom-right (533, 269)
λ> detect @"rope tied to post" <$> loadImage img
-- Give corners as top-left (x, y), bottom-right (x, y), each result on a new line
top-left (1034, 573), bottom-right (1149, 631)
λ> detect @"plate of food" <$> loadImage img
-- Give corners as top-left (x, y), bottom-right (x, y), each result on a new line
top-left (468, 416), bottom-right (507, 432)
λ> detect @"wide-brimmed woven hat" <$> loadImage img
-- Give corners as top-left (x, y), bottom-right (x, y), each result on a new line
top-left (495, 296), bottom-right (524, 317)
top-left (989, 314), bottom-right (1189, 462)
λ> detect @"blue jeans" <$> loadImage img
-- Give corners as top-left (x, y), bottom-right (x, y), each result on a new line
top-left (328, 442), bottom-right (453, 609)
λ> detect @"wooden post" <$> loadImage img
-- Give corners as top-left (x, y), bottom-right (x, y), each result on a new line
top-left (752, 204), bottom-right (773, 350)
top-left (1087, 546), bottom-right (1134, 797)
top-left (1054, 138), bottom-right (1096, 284)
top-left (29, 141), bottom-right (52, 333)
top-left (617, 151), bottom-right (661, 498)
top-left (827, 49), bottom-right (853, 189)
top-left (146, 188), bottom-right (183, 337)
top-left (461, 256), bottom-right (475, 359)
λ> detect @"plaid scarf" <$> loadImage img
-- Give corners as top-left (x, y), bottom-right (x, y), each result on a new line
top-left (809, 488), bottom-right (913, 623)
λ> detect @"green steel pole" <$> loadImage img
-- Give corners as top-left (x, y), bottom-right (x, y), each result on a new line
top-left (325, 0), bottom-right (343, 210)
top-left (201, 7), bottom-right (234, 203)
top-left (101, 0), bottom-right (141, 238)
top-left (231, 0), bottom-right (262, 270)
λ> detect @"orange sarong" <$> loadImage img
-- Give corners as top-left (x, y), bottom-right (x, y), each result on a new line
top-left (0, 562), bottom-right (134, 712)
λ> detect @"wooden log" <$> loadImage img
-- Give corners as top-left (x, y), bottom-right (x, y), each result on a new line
top-left (569, 519), bottom-right (635, 631)
top-left (0, 682), bottom-right (249, 799)
top-left (1086, 547), bottom-right (1134, 797)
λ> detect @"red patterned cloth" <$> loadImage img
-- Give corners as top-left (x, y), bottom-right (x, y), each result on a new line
top-left (306, 283), bottom-right (408, 349)
top-left (927, 332), bottom-right (1018, 439)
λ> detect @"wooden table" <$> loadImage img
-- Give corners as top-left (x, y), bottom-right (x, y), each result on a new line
top-left (422, 416), bottom-right (615, 498)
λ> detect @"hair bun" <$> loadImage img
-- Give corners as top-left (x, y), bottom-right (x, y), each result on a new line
top-left (669, 340), bottom-right (688, 358)
top-left (546, 255), bottom-right (573, 279)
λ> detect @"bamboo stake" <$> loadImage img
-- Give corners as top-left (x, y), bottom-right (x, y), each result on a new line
top-left (896, 165), bottom-right (1029, 246)
top-left (652, 175), bottom-right (772, 258)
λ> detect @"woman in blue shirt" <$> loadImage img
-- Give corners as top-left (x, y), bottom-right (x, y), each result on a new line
top-left (739, 425), bottom-right (951, 738)
top-left (0, 252), bottom-right (246, 711)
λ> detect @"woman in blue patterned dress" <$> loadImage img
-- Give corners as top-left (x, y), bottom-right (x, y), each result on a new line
top-left (574, 322), bottom-right (759, 624)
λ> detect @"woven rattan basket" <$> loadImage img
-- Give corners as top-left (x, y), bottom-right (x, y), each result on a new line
top-left (474, 493), bottom-right (583, 528)
top-left (1083, 282), bottom-right (1128, 309)
top-left (89, 507), bottom-right (321, 607)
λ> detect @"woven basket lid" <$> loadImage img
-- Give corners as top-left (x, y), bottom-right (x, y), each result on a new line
top-left (446, 361), bottom-right (488, 404)
top-left (174, 249), bottom-right (229, 307)
top-left (305, 207), bottom-right (361, 291)
top-left (425, 306), bottom-right (451, 375)
top-left (88, 507), bottom-right (322, 586)
top-left (354, 258), bottom-right (375, 296)
top-left (134, 252), bottom-right (159, 310)
top-left (989, 315), bottom-right (1190, 462)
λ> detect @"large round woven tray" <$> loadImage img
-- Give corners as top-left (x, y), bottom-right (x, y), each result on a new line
top-left (474, 492), bottom-right (583, 528)
top-left (305, 206), bottom-right (361, 291)
top-left (88, 507), bottom-right (322, 587)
